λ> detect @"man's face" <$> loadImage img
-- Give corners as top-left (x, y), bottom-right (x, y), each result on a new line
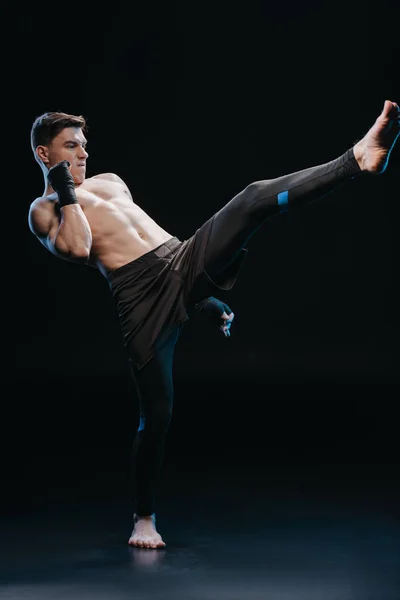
top-left (40, 127), bottom-right (89, 185)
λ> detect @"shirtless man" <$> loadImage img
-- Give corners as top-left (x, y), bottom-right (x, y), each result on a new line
top-left (28, 101), bottom-right (400, 549)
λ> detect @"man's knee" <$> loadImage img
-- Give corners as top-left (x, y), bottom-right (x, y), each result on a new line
top-left (138, 407), bottom-right (172, 434)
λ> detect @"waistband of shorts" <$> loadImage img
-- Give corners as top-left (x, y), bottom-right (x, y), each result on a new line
top-left (153, 236), bottom-right (182, 257)
top-left (105, 237), bottom-right (182, 283)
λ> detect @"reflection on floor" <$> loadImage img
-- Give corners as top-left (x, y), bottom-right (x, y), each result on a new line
top-left (1, 451), bottom-right (399, 600)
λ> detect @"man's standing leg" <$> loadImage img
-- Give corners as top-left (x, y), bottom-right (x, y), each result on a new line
top-left (128, 325), bottom-right (182, 549)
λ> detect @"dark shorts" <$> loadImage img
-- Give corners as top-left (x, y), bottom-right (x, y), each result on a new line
top-left (105, 216), bottom-right (247, 370)
top-left (104, 148), bottom-right (360, 371)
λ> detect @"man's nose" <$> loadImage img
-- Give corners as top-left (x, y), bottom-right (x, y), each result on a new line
top-left (79, 147), bottom-right (89, 159)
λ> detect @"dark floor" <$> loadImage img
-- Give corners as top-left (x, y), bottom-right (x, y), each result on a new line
top-left (2, 377), bottom-right (399, 599)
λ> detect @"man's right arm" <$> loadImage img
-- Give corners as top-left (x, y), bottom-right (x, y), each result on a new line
top-left (28, 198), bottom-right (92, 262)
top-left (28, 161), bottom-right (92, 261)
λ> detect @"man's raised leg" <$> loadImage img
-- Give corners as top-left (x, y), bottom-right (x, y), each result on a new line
top-left (203, 100), bottom-right (399, 276)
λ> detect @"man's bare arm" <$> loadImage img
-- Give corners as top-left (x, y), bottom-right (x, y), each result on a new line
top-left (28, 198), bottom-right (92, 261)
top-left (29, 160), bottom-right (93, 261)
top-left (52, 203), bottom-right (92, 258)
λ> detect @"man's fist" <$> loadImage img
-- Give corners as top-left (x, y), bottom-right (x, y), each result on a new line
top-left (48, 160), bottom-right (74, 192)
top-left (47, 161), bottom-right (78, 207)
top-left (195, 296), bottom-right (235, 338)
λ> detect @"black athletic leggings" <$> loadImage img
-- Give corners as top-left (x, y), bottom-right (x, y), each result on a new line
top-left (130, 323), bottom-right (182, 517)
top-left (130, 148), bottom-right (361, 516)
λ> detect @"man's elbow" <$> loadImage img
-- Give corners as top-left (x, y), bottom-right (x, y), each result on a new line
top-left (71, 247), bottom-right (91, 261)
top-left (53, 237), bottom-right (91, 261)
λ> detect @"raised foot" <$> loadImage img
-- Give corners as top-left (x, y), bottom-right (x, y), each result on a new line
top-left (128, 513), bottom-right (166, 549)
top-left (354, 100), bottom-right (400, 174)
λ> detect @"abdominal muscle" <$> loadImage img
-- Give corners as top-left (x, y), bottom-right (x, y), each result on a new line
top-left (75, 175), bottom-right (174, 276)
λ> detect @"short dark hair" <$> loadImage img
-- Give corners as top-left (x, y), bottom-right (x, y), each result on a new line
top-left (30, 111), bottom-right (87, 162)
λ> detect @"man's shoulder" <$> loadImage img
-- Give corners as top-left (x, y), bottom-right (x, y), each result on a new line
top-left (30, 194), bottom-right (57, 208)
top-left (28, 196), bottom-right (56, 238)
top-left (89, 172), bottom-right (125, 184)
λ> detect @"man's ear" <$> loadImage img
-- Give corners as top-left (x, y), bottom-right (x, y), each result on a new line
top-left (36, 145), bottom-right (50, 167)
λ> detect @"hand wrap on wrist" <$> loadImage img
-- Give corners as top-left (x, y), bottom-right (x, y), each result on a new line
top-left (195, 296), bottom-right (232, 326)
top-left (48, 160), bottom-right (78, 207)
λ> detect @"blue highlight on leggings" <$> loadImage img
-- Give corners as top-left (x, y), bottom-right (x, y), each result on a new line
top-left (277, 190), bottom-right (289, 212)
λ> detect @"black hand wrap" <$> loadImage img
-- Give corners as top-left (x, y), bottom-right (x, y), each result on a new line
top-left (48, 160), bottom-right (78, 207)
top-left (195, 296), bottom-right (232, 327)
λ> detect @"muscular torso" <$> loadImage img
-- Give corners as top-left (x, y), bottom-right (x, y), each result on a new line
top-left (36, 173), bottom-right (174, 276)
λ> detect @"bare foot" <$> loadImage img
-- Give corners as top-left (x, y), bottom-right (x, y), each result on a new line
top-left (128, 513), bottom-right (166, 549)
top-left (354, 100), bottom-right (400, 173)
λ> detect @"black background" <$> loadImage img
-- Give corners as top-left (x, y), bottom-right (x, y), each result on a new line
top-left (9, 0), bottom-right (400, 507)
